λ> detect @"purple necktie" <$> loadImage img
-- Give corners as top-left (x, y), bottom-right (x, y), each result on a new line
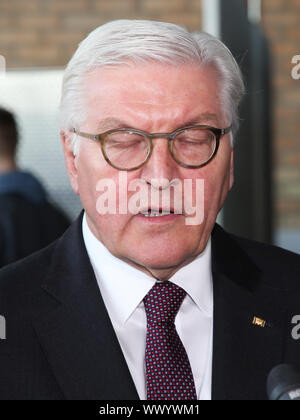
top-left (143, 281), bottom-right (197, 400)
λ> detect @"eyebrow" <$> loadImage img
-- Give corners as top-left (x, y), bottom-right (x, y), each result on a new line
top-left (96, 113), bottom-right (221, 132)
top-left (96, 118), bottom-right (130, 132)
top-left (184, 113), bottom-right (220, 127)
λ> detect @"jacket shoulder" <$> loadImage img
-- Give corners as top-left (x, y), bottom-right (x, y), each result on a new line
top-left (0, 240), bottom-right (57, 300)
top-left (232, 231), bottom-right (300, 266)
top-left (214, 224), bottom-right (300, 291)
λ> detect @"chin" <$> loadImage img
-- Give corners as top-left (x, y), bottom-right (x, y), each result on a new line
top-left (132, 248), bottom-right (191, 272)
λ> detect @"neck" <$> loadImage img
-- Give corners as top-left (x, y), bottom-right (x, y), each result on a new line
top-left (122, 253), bottom-right (201, 281)
top-left (0, 158), bottom-right (16, 174)
top-left (121, 259), bottom-right (175, 281)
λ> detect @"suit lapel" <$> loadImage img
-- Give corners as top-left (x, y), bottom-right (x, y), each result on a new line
top-left (211, 225), bottom-right (286, 400)
top-left (32, 213), bottom-right (139, 400)
top-left (32, 217), bottom-right (287, 400)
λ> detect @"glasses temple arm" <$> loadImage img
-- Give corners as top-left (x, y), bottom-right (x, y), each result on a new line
top-left (71, 128), bottom-right (100, 141)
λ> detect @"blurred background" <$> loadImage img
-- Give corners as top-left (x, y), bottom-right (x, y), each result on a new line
top-left (0, 0), bottom-right (299, 253)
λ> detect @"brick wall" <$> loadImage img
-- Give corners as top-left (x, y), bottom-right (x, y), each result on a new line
top-left (261, 0), bottom-right (300, 229)
top-left (0, 0), bottom-right (202, 68)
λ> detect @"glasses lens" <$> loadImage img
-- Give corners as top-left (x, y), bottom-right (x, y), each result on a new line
top-left (104, 131), bottom-right (149, 169)
top-left (172, 128), bottom-right (216, 166)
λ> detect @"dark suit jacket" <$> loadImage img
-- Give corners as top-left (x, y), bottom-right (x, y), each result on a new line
top-left (0, 194), bottom-right (70, 268)
top-left (0, 213), bottom-right (300, 400)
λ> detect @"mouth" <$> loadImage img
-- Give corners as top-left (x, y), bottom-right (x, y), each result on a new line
top-left (137, 207), bottom-right (183, 223)
top-left (140, 209), bottom-right (175, 217)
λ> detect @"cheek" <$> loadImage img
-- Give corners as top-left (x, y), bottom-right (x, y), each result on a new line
top-left (77, 162), bottom-right (98, 202)
top-left (204, 160), bottom-right (232, 209)
top-left (76, 151), bottom-right (134, 237)
top-left (186, 159), bottom-right (231, 210)
top-left (76, 149), bottom-right (109, 215)
top-left (95, 213), bottom-right (128, 235)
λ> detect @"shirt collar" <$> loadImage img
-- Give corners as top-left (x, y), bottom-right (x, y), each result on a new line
top-left (170, 239), bottom-right (213, 317)
top-left (82, 213), bottom-right (213, 326)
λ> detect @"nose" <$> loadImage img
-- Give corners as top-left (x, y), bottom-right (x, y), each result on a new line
top-left (140, 137), bottom-right (179, 188)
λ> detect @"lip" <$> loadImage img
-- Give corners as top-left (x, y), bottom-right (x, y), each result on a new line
top-left (136, 212), bottom-right (183, 223)
top-left (139, 206), bottom-right (177, 215)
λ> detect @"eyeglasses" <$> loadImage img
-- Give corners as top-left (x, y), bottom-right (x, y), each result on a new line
top-left (71, 125), bottom-right (232, 171)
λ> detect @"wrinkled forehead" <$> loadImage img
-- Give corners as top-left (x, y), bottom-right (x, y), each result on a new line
top-left (81, 62), bottom-right (226, 129)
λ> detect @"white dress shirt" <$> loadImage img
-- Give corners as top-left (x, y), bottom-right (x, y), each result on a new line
top-left (82, 213), bottom-right (213, 400)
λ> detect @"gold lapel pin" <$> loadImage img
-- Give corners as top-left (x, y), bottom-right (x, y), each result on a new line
top-left (252, 316), bottom-right (267, 328)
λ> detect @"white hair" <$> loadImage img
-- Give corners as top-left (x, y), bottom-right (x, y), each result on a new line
top-left (59, 19), bottom-right (245, 154)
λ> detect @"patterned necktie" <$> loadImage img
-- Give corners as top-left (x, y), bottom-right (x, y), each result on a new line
top-left (143, 281), bottom-right (197, 400)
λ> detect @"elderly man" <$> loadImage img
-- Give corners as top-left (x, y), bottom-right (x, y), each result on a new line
top-left (0, 20), bottom-right (299, 401)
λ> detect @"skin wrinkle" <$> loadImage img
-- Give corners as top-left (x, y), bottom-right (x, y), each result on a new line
top-left (61, 62), bottom-right (234, 281)
top-left (92, 113), bottom-right (221, 134)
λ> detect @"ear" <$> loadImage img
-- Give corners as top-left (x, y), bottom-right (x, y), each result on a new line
top-left (229, 148), bottom-right (234, 191)
top-left (60, 130), bottom-right (79, 195)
